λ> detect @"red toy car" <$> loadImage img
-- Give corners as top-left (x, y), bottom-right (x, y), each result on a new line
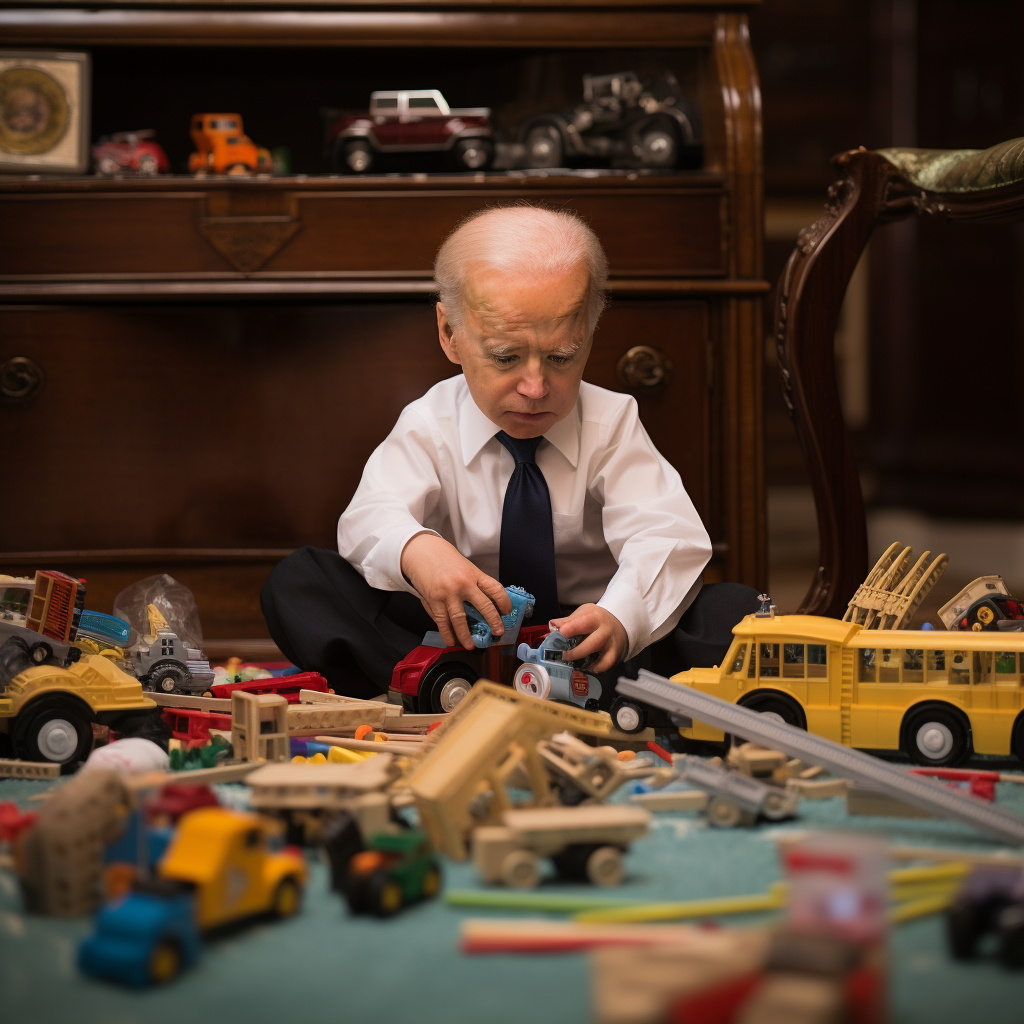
top-left (328, 90), bottom-right (493, 174)
top-left (92, 130), bottom-right (170, 176)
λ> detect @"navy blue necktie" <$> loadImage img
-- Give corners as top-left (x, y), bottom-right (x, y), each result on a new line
top-left (496, 431), bottom-right (560, 623)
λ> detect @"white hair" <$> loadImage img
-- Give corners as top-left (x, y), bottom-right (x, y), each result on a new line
top-left (434, 204), bottom-right (609, 337)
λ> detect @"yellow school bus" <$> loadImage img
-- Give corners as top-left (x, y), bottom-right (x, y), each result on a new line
top-left (672, 613), bottom-right (1024, 767)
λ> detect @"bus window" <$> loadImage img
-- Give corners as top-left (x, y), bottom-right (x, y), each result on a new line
top-left (902, 649), bottom-right (923, 683)
top-left (878, 649), bottom-right (899, 682)
top-left (973, 652), bottom-right (994, 684)
top-left (926, 650), bottom-right (946, 680)
top-left (996, 652), bottom-right (1018, 676)
top-left (759, 644), bottom-right (780, 678)
top-left (858, 649), bottom-right (876, 682)
top-left (807, 644), bottom-right (828, 678)
top-left (729, 644), bottom-right (748, 674)
top-left (783, 644), bottom-right (805, 678)
top-left (949, 651), bottom-right (970, 685)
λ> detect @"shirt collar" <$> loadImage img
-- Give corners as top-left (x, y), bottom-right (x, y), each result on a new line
top-left (459, 386), bottom-right (581, 469)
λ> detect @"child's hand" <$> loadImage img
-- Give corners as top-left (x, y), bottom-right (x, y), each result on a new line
top-left (549, 604), bottom-right (628, 674)
top-left (400, 533), bottom-right (512, 649)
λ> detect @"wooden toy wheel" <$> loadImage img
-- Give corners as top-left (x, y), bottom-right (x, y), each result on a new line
top-left (272, 877), bottom-right (301, 918)
top-left (147, 939), bottom-right (182, 985)
top-left (369, 872), bottom-right (404, 917)
top-left (421, 864), bottom-right (442, 899)
top-left (706, 797), bottom-right (753, 828)
top-left (585, 846), bottom-right (624, 887)
top-left (501, 850), bottom-right (541, 889)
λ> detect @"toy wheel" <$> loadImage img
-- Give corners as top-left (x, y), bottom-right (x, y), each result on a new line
top-left (524, 124), bottom-right (563, 168)
top-left (136, 153), bottom-right (159, 175)
top-left (12, 694), bottom-right (93, 767)
top-left (421, 863), bottom-right (442, 899)
top-left (342, 140), bottom-right (373, 174)
top-left (706, 797), bottom-right (754, 828)
top-left (226, 162), bottom-right (250, 176)
top-left (737, 691), bottom-right (806, 731)
top-left (147, 939), bottom-right (182, 985)
top-left (96, 155), bottom-right (119, 175)
top-left (148, 660), bottom-right (189, 694)
top-left (947, 901), bottom-right (987, 959)
top-left (903, 706), bottom-right (971, 767)
top-left (423, 662), bottom-right (478, 714)
top-left (760, 789), bottom-right (792, 821)
top-left (271, 877), bottom-right (302, 918)
top-left (513, 662), bottom-right (551, 700)
top-left (1010, 713), bottom-right (1024, 765)
top-left (501, 849), bottom-right (541, 889)
top-left (586, 846), bottom-right (625, 887)
top-left (368, 871), bottom-right (404, 917)
top-left (609, 697), bottom-right (646, 734)
top-left (454, 137), bottom-right (493, 170)
top-left (998, 903), bottom-right (1024, 968)
top-left (638, 124), bottom-right (679, 168)
top-left (29, 642), bottom-right (52, 664)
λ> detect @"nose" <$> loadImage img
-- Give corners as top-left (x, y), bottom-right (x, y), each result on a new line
top-left (517, 357), bottom-right (548, 401)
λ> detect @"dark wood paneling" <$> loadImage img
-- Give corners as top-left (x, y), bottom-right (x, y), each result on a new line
top-left (0, 184), bottom-right (727, 279)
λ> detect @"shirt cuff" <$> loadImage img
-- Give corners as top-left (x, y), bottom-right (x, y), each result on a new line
top-left (597, 580), bottom-right (652, 662)
top-left (368, 525), bottom-right (439, 597)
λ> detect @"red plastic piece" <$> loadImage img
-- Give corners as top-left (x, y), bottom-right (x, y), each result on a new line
top-left (669, 970), bottom-right (762, 1024)
top-left (0, 801), bottom-right (38, 844)
top-left (909, 767), bottom-right (998, 801)
top-left (161, 707), bottom-right (232, 749)
top-left (208, 671), bottom-right (329, 704)
top-left (647, 740), bottom-right (674, 764)
top-left (146, 783), bottom-right (219, 824)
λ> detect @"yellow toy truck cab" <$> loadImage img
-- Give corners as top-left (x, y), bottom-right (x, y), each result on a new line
top-left (0, 655), bottom-right (158, 766)
top-left (158, 808), bottom-right (306, 929)
top-left (673, 613), bottom-right (1024, 768)
top-left (187, 113), bottom-right (271, 175)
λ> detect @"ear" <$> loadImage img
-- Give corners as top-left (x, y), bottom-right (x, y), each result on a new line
top-left (436, 303), bottom-right (462, 366)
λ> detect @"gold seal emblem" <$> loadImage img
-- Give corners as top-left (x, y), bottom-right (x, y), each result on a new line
top-left (0, 66), bottom-right (69, 155)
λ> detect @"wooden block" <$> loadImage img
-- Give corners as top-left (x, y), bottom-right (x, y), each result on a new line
top-left (0, 758), bottom-right (61, 779)
top-left (631, 790), bottom-right (709, 812)
top-left (127, 761), bottom-right (262, 789)
top-left (149, 692), bottom-right (232, 712)
top-left (287, 702), bottom-right (388, 735)
top-left (846, 785), bottom-right (936, 818)
top-left (314, 735), bottom-right (423, 756)
top-left (786, 778), bottom-right (847, 800)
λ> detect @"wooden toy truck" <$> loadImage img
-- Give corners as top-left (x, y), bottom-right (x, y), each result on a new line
top-left (472, 804), bottom-right (650, 889)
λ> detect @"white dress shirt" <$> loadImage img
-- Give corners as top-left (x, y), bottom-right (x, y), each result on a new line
top-left (337, 375), bottom-right (712, 659)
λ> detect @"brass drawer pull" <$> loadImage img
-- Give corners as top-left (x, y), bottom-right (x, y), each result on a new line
top-left (1, 356), bottom-right (45, 403)
top-left (616, 345), bottom-right (673, 392)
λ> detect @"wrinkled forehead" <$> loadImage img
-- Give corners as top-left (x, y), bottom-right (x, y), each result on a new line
top-left (460, 261), bottom-right (590, 336)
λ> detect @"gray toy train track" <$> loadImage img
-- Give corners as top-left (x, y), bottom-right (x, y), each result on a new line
top-left (617, 669), bottom-right (1024, 846)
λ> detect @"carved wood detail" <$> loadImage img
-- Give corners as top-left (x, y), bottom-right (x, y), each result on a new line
top-left (196, 192), bottom-right (302, 272)
top-left (776, 145), bottom-right (1024, 617)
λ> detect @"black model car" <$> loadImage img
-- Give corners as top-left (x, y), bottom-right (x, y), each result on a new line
top-left (519, 71), bottom-right (701, 171)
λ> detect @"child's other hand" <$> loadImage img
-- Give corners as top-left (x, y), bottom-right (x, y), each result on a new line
top-left (549, 604), bottom-right (628, 674)
top-left (400, 533), bottom-right (512, 649)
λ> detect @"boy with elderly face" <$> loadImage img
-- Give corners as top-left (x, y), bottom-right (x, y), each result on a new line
top-left (262, 205), bottom-right (758, 703)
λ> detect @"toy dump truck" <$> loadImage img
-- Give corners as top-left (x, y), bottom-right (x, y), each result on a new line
top-left (79, 808), bottom-right (306, 986)
top-left (472, 804), bottom-right (650, 889)
top-left (130, 604), bottom-right (215, 694)
top-left (0, 650), bottom-right (159, 766)
top-left (678, 755), bottom-right (799, 828)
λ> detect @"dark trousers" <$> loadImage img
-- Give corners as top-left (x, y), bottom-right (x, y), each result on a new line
top-left (261, 546), bottom-right (761, 701)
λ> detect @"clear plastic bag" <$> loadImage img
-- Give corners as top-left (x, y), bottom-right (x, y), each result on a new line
top-left (113, 573), bottom-right (204, 650)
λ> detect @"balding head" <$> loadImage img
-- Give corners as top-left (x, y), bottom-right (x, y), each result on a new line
top-left (434, 205), bottom-right (608, 339)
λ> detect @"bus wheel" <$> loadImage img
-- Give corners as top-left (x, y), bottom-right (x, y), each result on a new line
top-left (737, 692), bottom-right (806, 730)
top-left (904, 706), bottom-right (971, 767)
top-left (1012, 714), bottom-right (1024, 765)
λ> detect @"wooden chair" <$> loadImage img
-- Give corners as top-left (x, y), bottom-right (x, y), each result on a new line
top-left (775, 137), bottom-right (1024, 617)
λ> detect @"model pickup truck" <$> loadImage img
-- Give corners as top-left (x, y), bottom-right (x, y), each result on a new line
top-left (328, 89), bottom-right (493, 174)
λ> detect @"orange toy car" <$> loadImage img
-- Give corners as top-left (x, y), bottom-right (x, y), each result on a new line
top-left (188, 113), bottom-right (271, 175)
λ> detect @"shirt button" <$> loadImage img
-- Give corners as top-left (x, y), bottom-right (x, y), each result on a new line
top-left (387, 578), bottom-right (396, 587)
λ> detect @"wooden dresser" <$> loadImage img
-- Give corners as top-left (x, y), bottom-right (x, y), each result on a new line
top-left (0, 1), bottom-right (766, 650)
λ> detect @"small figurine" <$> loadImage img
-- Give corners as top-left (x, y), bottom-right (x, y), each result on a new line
top-left (518, 71), bottom-right (700, 171)
top-left (92, 130), bottom-right (169, 175)
top-left (327, 90), bottom-right (493, 174)
top-left (188, 113), bottom-right (271, 175)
